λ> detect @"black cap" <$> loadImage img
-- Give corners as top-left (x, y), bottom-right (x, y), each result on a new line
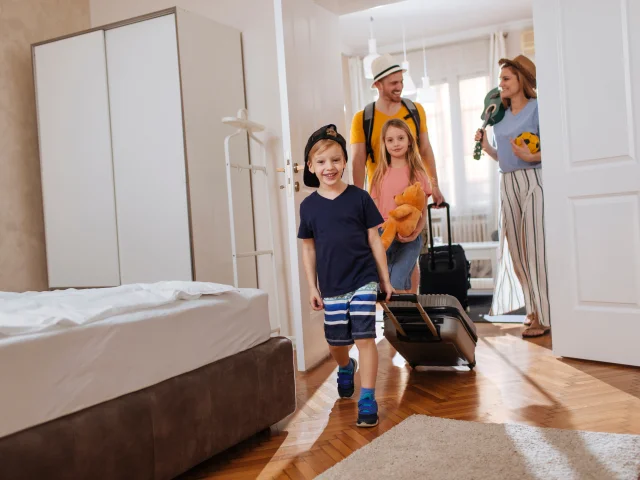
top-left (303, 124), bottom-right (349, 188)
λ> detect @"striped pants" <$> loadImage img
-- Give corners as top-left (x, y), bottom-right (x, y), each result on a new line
top-left (492, 168), bottom-right (551, 327)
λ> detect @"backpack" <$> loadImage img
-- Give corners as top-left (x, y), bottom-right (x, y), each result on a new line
top-left (363, 98), bottom-right (421, 163)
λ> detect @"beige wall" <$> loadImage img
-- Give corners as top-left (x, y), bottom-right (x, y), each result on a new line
top-left (0, 0), bottom-right (91, 292)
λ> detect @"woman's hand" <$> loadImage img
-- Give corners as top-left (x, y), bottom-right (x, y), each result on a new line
top-left (510, 138), bottom-right (535, 162)
top-left (309, 288), bottom-right (324, 311)
top-left (475, 128), bottom-right (490, 152)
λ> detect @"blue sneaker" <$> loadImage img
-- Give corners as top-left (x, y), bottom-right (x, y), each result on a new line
top-left (356, 394), bottom-right (379, 427)
top-left (337, 358), bottom-right (357, 398)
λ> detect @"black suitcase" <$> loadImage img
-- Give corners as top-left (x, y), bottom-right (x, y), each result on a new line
top-left (419, 203), bottom-right (471, 309)
top-left (378, 293), bottom-right (477, 370)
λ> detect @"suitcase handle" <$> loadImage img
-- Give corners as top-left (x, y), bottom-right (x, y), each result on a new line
top-left (377, 293), bottom-right (418, 303)
top-left (376, 293), bottom-right (439, 338)
top-left (427, 202), bottom-right (454, 270)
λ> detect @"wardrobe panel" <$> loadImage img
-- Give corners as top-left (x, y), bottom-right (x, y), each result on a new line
top-left (105, 14), bottom-right (193, 284)
top-left (176, 9), bottom-right (256, 287)
top-left (33, 30), bottom-right (121, 288)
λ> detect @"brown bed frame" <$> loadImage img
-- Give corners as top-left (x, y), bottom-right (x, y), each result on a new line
top-left (0, 336), bottom-right (296, 479)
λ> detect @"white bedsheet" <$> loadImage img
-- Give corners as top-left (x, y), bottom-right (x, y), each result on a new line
top-left (0, 281), bottom-right (235, 337)
top-left (0, 287), bottom-right (271, 438)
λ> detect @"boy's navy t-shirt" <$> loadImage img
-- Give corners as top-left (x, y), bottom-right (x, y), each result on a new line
top-left (297, 185), bottom-right (384, 298)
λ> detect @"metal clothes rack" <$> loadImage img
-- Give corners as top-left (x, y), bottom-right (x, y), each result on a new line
top-left (222, 109), bottom-right (281, 335)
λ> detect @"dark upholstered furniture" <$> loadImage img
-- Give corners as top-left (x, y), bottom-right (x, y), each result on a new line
top-left (0, 336), bottom-right (295, 480)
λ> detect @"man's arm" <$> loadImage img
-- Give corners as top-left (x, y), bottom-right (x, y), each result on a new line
top-left (351, 143), bottom-right (367, 189)
top-left (419, 131), bottom-right (445, 205)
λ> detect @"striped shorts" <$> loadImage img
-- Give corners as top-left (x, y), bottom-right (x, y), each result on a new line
top-left (323, 282), bottom-right (378, 346)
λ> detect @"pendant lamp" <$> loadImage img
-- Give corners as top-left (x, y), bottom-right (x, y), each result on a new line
top-left (362, 17), bottom-right (380, 79)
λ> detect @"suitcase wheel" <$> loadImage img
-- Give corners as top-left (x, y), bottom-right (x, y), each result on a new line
top-left (468, 362), bottom-right (476, 371)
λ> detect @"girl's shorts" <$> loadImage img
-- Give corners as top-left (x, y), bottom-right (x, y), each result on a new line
top-left (385, 233), bottom-right (422, 290)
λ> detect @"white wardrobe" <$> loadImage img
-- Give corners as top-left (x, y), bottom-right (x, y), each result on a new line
top-left (32, 8), bottom-right (258, 289)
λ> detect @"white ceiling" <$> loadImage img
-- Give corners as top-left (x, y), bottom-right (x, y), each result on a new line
top-left (333, 0), bottom-right (533, 55)
top-left (315, 0), bottom-right (405, 16)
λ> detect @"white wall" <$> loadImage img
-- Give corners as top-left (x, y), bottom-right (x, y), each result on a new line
top-left (392, 37), bottom-right (492, 88)
top-left (90, 0), bottom-right (294, 336)
top-left (505, 26), bottom-right (534, 61)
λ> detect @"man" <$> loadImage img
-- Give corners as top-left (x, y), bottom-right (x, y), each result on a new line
top-left (350, 54), bottom-right (444, 293)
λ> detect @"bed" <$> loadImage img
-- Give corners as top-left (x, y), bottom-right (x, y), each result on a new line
top-left (0, 282), bottom-right (296, 479)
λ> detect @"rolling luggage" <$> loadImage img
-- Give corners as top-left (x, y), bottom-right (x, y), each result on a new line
top-left (378, 293), bottom-right (477, 370)
top-left (419, 203), bottom-right (471, 309)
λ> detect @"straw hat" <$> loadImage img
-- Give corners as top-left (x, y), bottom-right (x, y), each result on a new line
top-left (370, 53), bottom-right (406, 89)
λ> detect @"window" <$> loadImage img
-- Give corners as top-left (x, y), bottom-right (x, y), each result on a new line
top-left (459, 75), bottom-right (493, 211)
top-left (422, 74), bottom-right (498, 251)
top-left (422, 83), bottom-right (452, 201)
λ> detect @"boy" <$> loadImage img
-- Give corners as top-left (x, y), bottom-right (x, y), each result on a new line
top-left (297, 124), bottom-right (394, 428)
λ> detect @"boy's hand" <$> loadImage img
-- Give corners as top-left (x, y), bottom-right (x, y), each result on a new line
top-left (310, 289), bottom-right (324, 311)
top-left (380, 279), bottom-right (395, 303)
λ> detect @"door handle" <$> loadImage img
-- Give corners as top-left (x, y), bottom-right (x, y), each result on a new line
top-left (276, 163), bottom-right (302, 173)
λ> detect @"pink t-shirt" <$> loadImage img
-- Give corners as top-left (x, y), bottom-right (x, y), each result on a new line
top-left (370, 166), bottom-right (432, 221)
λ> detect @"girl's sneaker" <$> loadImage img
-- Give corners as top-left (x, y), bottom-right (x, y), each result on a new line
top-left (356, 394), bottom-right (379, 427)
top-left (337, 358), bottom-right (358, 398)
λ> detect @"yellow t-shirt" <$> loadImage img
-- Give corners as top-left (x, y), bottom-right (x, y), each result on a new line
top-left (350, 102), bottom-right (428, 191)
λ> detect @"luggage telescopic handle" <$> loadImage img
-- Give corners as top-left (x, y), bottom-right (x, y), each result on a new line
top-left (376, 293), bottom-right (439, 338)
top-left (377, 293), bottom-right (417, 303)
top-left (427, 202), bottom-right (454, 270)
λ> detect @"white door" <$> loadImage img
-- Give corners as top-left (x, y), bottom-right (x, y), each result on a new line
top-left (105, 14), bottom-right (193, 284)
top-left (534, 0), bottom-right (640, 366)
top-left (274, 0), bottom-right (346, 371)
top-left (33, 31), bottom-right (121, 288)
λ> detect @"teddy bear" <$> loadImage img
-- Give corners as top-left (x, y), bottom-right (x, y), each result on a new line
top-left (380, 182), bottom-right (427, 250)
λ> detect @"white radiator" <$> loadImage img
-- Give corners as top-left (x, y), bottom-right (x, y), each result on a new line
top-left (425, 213), bottom-right (491, 244)
top-left (422, 213), bottom-right (494, 281)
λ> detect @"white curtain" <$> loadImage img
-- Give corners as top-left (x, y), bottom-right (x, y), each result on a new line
top-left (488, 31), bottom-right (506, 231)
top-left (347, 56), bottom-right (369, 116)
top-left (489, 31), bottom-right (506, 90)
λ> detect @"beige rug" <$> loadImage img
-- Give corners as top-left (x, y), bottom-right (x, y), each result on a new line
top-left (317, 415), bottom-right (640, 480)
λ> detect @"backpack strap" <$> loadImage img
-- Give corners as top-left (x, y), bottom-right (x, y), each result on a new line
top-left (363, 102), bottom-right (376, 163)
top-left (401, 98), bottom-right (421, 150)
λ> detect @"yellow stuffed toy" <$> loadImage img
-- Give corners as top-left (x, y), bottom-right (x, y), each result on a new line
top-left (380, 182), bottom-right (427, 250)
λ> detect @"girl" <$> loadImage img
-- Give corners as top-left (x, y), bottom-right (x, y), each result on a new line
top-left (474, 54), bottom-right (550, 338)
top-left (371, 119), bottom-right (432, 293)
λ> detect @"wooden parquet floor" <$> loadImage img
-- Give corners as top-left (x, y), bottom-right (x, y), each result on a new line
top-left (178, 322), bottom-right (640, 480)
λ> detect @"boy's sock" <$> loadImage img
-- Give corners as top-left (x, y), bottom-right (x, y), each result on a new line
top-left (360, 387), bottom-right (375, 400)
top-left (338, 358), bottom-right (354, 373)
top-left (357, 387), bottom-right (379, 428)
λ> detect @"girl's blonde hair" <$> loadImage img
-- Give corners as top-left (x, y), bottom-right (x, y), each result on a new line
top-left (370, 119), bottom-right (427, 196)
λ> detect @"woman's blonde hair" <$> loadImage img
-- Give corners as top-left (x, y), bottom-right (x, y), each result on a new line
top-left (501, 65), bottom-right (537, 109)
top-left (370, 119), bottom-right (427, 197)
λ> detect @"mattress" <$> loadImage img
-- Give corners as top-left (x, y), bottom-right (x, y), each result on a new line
top-left (0, 288), bottom-right (271, 438)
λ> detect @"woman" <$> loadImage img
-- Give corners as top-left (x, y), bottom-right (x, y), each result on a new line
top-left (475, 55), bottom-right (550, 338)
